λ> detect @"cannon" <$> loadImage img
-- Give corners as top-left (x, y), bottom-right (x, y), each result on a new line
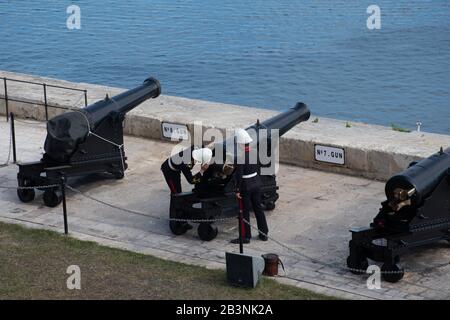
top-left (169, 102), bottom-right (311, 241)
top-left (347, 147), bottom-right (450, 282)
top-left (16, 77), bottom-right (161, 207)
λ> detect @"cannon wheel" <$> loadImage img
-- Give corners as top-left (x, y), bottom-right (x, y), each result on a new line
top-left (198, 222), bottom-right (218, 241)
top-left (43, 189), bottom-right (62, 208)
top-left (381, 263), bottom-right (404, 283)
top-left (169, 221), bottom-right (188, 235)
top-left (347, 255), bottom-right (369, 275)
top-left (17, 188), bottom-right (35, 203)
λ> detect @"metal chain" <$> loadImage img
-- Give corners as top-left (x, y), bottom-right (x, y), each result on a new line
top-left (242, 218), bottom-right (450, 275)
top-left (13, 118), bottom-right (46, 125)
top-left (0, 184), bottom-right (60, 190)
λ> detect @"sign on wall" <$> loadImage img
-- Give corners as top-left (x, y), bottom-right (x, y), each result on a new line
top-left (314, 144), bottom-right (345, 165)
top-left (161, 122), bottom-right (189, 141)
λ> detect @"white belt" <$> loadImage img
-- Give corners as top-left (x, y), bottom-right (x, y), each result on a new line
top-left (242, 172), bottom-right (257, 179)
top-left (168, 159), bottom-right (179, 172)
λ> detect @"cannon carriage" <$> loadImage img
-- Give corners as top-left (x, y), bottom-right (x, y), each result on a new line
top-left (17, 77), bottom-right (161, 207)
top-left (169, 102), bottom-right (310, 241)
top-left (347, 147), bottom-right (450, 282)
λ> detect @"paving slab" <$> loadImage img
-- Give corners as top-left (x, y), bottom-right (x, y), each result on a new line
top-left (0, 119), bottom-right (449, 300)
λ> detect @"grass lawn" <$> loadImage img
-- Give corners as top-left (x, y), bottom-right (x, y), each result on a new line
top-left (0, 222), bottom-right (333, 300)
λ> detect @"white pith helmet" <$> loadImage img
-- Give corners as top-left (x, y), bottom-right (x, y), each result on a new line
top-left (235, 128), bottom-right (253, 144)
top-left (192, 148), bottom-right (213, 164)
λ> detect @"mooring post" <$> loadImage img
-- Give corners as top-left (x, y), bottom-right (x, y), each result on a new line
top-left (10, 112), bottom-right (17, 163)
top-left (4, 78), bottom-right (9, 122)
top-left (60, 176), bottom-right (68, 235)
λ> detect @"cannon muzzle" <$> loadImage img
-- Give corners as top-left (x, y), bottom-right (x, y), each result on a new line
top-left (86, 77), bottom-right (161, 128)
top-left (248, 102), bottom-right (310, 137)
top-left (385, 147), bottom-right (450, 209)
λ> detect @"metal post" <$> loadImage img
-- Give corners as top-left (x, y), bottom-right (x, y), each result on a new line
top-left (10, 112), bottom-right (17, 163)
top-left (238, 198), bottom-right (244, 254)
top-left (84, 90), bottom-right (88, 107)
top-left (4, 78), bottom-right (9, 122)
top-left (43, 83), bottom-right (48, 121)
top-left (61, 176), bottom-right (68, 235)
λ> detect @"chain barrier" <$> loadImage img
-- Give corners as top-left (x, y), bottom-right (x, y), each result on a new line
top-left (1, 174), bottom-right (449, 276)
top-left (12, 118), bottom-right (46, 125)
top-left (242, 218), bottom-right (450, 275)
top-left (0, 184), bottom-right (60, 190)
top-left (66, 185), bottom-right (235, 223)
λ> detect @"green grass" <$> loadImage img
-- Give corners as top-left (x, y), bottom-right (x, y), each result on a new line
top-left (0, 222), bottom-right (332, 300)
top-left (390, 124), bottom-right (411, 133)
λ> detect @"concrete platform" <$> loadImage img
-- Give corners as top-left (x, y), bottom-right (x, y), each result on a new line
top-left (0, 119), bottom-right (449, 300)
top-left (1, 70), bottom-right (449, 181)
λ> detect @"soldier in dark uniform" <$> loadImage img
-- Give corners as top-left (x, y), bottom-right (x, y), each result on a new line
top-left (161, 146), bottom-right (212, 231)
top-left (230, 129), bottom-right (268, 244)
top-left (161, 146), bottom-right (212, 194)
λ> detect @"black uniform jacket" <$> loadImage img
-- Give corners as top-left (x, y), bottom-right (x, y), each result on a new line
top-left (235, 150), bottom-right (262, 193)
top-left (168, 146), bottom-right (203, 184)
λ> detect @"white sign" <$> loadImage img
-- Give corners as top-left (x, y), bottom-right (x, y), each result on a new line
top-left (162, 122), bottom-right (189, 140)
top-left (314, 144), bottom-right (345, 165)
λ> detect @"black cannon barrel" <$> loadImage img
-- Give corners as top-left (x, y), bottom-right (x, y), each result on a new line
top-left (44, 77), bottom-right (161, 162)
top-left (85, 77), bottom-right (160, 128)
top-left (385, 147), bottom-right (450, 206)
top-left (248, 102), bottom-right (310, 137)
top-left (213, 102), bottom-right (310, 163)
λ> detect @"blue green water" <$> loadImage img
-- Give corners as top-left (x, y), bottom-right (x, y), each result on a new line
top-left (0, 1), bottom-right (449, 134)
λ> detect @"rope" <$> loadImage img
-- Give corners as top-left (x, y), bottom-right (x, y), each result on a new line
top-left (88, 131), bottom-right (125, 173)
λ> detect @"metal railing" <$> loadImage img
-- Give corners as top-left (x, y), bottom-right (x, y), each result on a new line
top-left (1, 77), bottom-right (88, 122)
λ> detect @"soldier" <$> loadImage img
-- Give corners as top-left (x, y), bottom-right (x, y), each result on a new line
top-left (230, 129), bottom-right (268, 244)
top-left (161, 146), bottom-right (212, 194)
top-left (161, 146), bottom-right (212, 231)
